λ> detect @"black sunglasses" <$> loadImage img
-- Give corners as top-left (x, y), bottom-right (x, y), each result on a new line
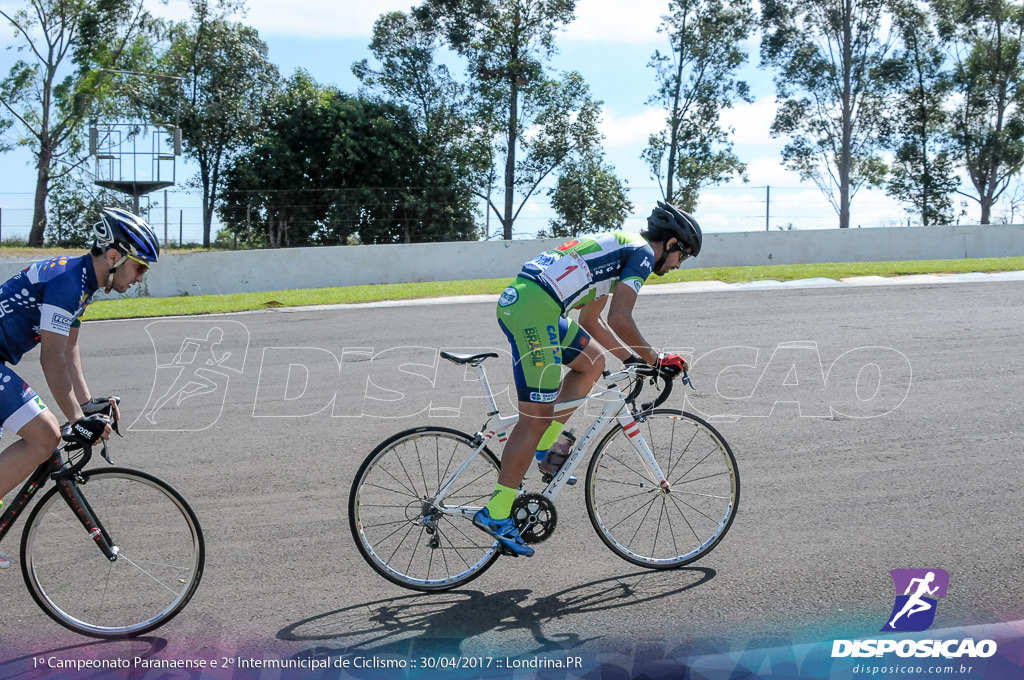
top-left (670, 243), bottom-right (692, 259)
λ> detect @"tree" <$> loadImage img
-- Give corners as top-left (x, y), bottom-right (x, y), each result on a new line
top-left (760, 0), bottom-right (896, 228)
top-left (415, 0), bottom-right (613, 239)
top-left (353, 10), bottom-right (485, 236)
top-left (353, 11), bottom-right (484, 165)
top-left (0, 0), bottom-right (154, 245)
top-left (45, 172), bottom-right (134, 247)
top-left (934, 0), bottom-right (1024, 224)
top-left (218, 72), bottom-right (477, 247)
top-left (883, 2), bottom-right (960, 225)
top-left (148, 0), bottom-right (279, 247)
top-left (643, 0), bottom-right (755, 210)
top-left (545, 153), bottom-right (633, 238)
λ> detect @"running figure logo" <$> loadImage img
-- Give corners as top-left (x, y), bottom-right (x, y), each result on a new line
top-left (881, 568), bottom-right (949, 632)
top-left (132, 320), bottom-right (249, 432)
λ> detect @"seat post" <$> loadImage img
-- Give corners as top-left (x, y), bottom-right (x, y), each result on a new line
top-left (474, 363), bottom-right (501, 416)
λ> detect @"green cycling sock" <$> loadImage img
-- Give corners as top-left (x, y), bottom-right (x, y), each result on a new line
top-left (485, 484), bottom-right (518, 520)
top-left (537, 421), bottom-right (564, 452)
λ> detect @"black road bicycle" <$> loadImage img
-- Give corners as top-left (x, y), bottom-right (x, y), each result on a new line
top-left (0, 400), bottom-right (205, 637)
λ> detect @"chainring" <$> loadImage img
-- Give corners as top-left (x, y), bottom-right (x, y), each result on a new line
top-left (510, 493), bottom-right (558, 544)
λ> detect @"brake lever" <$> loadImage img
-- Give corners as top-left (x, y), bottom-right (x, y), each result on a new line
top-left (681, 370), bottom-right (696, 390)
top-left (101, 440), bottom-right (114, 465)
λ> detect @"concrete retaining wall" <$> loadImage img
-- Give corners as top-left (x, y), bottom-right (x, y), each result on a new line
top-left (1, 223), bottom-right (1021, 298)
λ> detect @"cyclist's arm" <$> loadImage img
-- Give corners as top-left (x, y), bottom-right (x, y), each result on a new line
top-left (578, 297), bottom-right (626, 361)
top-left (604, 285), bottom-right (658, 365)
top-left (577, 289), bottom-right (657, 365)
top-left (65, 325), bottom-right (92, 406)
top-left (39, 329), bottom-right (86, 423)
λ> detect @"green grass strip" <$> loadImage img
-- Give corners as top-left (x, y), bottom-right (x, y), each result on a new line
top-left (81, 256), bottom-right (1024, 321)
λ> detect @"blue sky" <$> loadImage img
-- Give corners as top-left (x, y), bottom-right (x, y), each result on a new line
top-left (0, 0), bottom-right (982, 243)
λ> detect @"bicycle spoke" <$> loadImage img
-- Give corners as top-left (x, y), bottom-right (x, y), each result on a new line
top-left (22, 469), bottom-right (204, 637)
top-left (586, 411), bottom-right (739, 568)
top-left (597, 452), bottom-right (656, 485)
top-left (350, 428), bottom-right (501, 591)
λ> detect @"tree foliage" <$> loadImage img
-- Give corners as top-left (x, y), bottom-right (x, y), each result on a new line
top-left (407, 0), bottom-right (618, 239)
top-left (45, 172), bottom-right (135, 248)
top-left (353, 11), bottom-right (479, 158)
top-left (218, 72), bottom-right (477, 247)
top-left (147, 0), bottom-right (279, 247)
top-left (760, 0), bottom-right (895, 228)
top-left (643, 0), bottom-right (755, 211)
top-left (544, 153), bottom-right (633, 238)
top-left (0, 0), bottom-right (155, 245)
top-left (353, 10), bottom-right (489, 235)
top-left (933, 0), bottom-right (1024, 224)
top-left (883, 1), bottom-right (960, 225)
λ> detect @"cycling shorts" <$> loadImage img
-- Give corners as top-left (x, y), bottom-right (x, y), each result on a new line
top-left (496, 277), bottom-right (591, 403)
top-left (0, 364), bottom-right (48, 440)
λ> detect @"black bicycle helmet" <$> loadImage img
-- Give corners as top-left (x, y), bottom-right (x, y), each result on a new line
top-left (93, 207), bottom-right (160, 263)
top-left (645, 200), bottom-right (702, 257)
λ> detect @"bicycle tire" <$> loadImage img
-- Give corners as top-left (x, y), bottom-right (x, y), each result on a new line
top-left (349, 427), bottom-right (502, 591)
top-left (585, 409), bottom-right (739, 569)
top-left (20, 467), bottom-right (205, 638)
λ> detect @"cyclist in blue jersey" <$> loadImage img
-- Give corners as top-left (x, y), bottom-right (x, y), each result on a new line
top-left (0, 208), bottom-right (160, 569)
top-left (475, 201), bottom-right (702, 556)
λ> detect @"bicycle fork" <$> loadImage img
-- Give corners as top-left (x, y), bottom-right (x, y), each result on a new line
top-left (615, 410), bottom-right (672, 494)
top-left (540, 391), bottom-right (673, 498)
top-left (57, 477), bottom-right (120, 562)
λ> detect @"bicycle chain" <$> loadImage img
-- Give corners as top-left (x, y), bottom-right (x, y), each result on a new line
top-left (510, 493), bottom-right (558, 544)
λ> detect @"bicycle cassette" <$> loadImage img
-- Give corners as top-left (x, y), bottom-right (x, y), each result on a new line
top-left (510, 493), bottom-right (557, 544)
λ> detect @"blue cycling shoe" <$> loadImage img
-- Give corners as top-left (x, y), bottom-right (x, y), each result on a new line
top-left (473, 507), bottom-right (535, 557)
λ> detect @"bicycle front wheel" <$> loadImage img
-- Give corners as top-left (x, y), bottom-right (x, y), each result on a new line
top-left (585, 410), bottom-right (739, 569)
top-left (349, 427), bottom-right (502, 591)
top-left (20, 468), bottom-right (205, 638)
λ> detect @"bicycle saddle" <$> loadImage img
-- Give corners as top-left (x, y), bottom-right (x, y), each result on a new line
top-left (439, 351), bottom-right (499, 365)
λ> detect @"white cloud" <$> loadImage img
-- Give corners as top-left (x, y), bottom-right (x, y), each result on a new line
top-left (564, 0), bottom-right (665, 44)
top-left (720, 97), bottom-right (779, 147)
top-left (155, 0), bottom-right (666, 42)
top-left (248, 1), bottom-right (414, 38)
top-left (599, 108), bottom-right (664, 149)
top-left (743, 155), bottom-right (796, 185)
top-left (156, 0), bottom-right (414, 38)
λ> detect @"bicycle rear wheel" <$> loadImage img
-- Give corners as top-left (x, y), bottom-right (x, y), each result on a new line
top-left (20, 468), bottom-right (205, 638)
top-left (585, 410), bottom-right (739, 569)
top-left (349, 427), bottom-right (502, 591)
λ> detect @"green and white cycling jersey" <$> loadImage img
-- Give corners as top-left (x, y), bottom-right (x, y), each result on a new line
top-left (517, 232), bottom-right (655, 313)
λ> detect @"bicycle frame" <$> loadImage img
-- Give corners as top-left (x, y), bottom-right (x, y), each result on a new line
top-left (432, 360), bottom-right (672, 518)
top-left (0, 448), bottom-right (120, 561)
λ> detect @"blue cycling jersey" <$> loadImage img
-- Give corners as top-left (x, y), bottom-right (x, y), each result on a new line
top-left (0, 255), bottom-right (98, 365)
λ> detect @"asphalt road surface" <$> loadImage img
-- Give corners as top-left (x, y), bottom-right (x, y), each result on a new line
top-left (1, 278), bottom-right (1022, 677)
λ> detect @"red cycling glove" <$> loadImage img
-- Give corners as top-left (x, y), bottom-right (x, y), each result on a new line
top-left (656, 353), bottom-right (688, 379)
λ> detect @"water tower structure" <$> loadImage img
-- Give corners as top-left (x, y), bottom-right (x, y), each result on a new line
top-left (90, 121), bottom-right (181, 214)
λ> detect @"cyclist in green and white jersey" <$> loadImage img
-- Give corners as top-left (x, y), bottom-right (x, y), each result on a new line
top-left (475, 201), bottom-right (702, 556)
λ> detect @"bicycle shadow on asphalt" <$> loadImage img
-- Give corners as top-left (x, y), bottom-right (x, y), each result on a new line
top-left (277, 567), bottom-right (715, 659)
top-left (0, 636), bottom-right (166, 679)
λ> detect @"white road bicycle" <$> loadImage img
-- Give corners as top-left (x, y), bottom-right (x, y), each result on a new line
top-left (349, 351), bottom-right (739, 591)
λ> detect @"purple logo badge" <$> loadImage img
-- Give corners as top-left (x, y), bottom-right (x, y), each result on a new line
top-left (881, 568), bottom-right (949, 632)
